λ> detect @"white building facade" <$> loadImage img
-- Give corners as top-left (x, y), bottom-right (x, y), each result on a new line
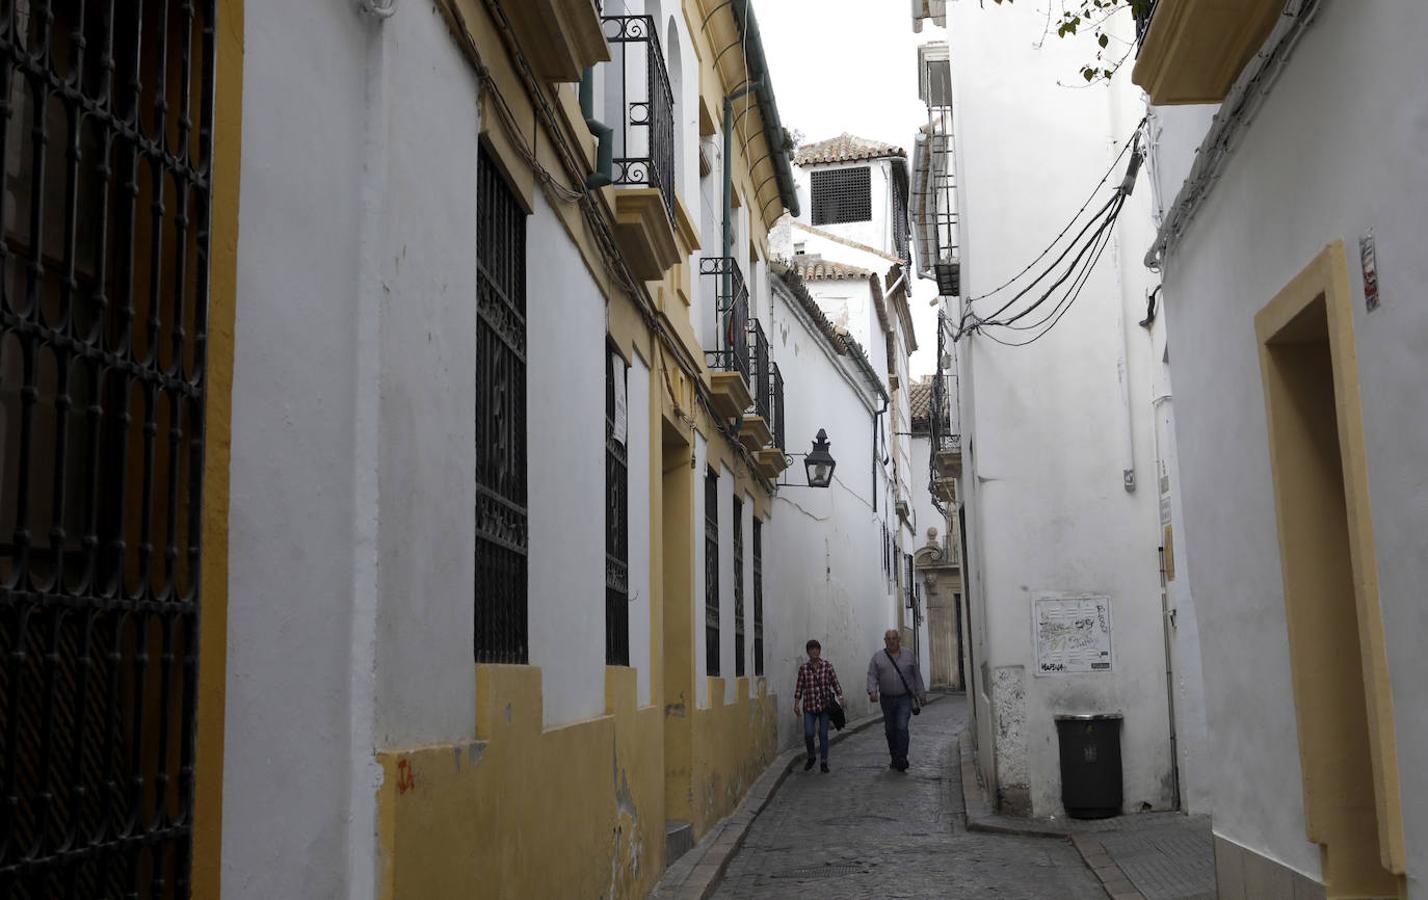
top-left (913, 5), bottom-right (1204, 820)
top-left (1138, 1), bottom-right (1427, 896)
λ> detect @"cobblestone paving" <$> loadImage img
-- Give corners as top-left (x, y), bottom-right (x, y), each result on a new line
top-left (712, 696), bottom-right (1107, 899)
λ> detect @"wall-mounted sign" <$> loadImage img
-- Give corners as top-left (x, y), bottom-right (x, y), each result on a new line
top-left (1034, 595), bottom-right (1113, 676)
top-left (1360, 229), bottom-right (1380, 313)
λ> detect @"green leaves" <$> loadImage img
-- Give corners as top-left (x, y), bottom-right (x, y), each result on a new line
top-left (988, 0), bottom-right (1140, 87)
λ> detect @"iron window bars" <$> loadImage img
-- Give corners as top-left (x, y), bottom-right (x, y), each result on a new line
top-left (475, 151), bottom-right (529, 665)
top-left (704, 468), bottom-right (719, 677)
top-left (752, 519), bottom-right (763, 677)
top-left (766, 361), bottom-right (784, 452)
top-left (700, 257), bottom-right (749, 387)
top-left (605, 349), bottom-right (629, 667)
top-left (810, 166), bottom-right (871, 226)
top-left (601, 15), bottom-right (676, 224)
top-left (0, 2), bottom-right (217, 895)
top-left (732, 497), bottom-right (744, 678)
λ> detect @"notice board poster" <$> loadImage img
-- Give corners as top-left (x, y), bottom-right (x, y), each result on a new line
top-left (1034, 595), bottom-right (1113, 676)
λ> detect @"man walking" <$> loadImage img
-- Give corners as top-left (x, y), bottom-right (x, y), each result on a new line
top-left (793, 639), bottom-right (844, 773)
top-left (867, 629), bottom-right (928, 772)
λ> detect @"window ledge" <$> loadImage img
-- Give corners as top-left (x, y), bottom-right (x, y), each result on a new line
top-left (503, 0), bottom-right (610, 83)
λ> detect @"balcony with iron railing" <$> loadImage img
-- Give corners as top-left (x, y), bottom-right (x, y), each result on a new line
top-left (1130, 0), bottom-right (1283, 105)
top-left (738, 321), bottom-right (775, 452)
top-left (702, 256), bottom-right (753, 418)
top-left (601, 13), bottom-right (682, 280)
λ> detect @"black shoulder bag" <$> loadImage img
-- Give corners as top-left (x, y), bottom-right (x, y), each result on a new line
top-left (885, 649), bottom-right (922, 716)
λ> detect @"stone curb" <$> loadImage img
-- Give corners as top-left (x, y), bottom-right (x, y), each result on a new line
top-left (651, 694), bottom-right (948, 900)
top-left (957, 728), bottom-right (1073, 839)
top-left (1070, 834), bottom-right (1148, 900)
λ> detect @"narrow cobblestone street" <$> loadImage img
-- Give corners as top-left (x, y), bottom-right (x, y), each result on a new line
top-left (711, 696), bottom-right (1107, 899)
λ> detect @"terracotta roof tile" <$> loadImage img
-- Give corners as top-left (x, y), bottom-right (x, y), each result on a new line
top-left (790, 256), bottom-right (874, 281)
top-left (794, 133), bottom-right (907, 166)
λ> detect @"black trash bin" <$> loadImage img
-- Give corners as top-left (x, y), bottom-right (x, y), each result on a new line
top-left (1055, 714), bottom-right (1123, 819)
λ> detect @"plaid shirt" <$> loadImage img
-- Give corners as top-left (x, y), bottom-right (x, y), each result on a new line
top-left (794, 658), bottom-right (843, 712)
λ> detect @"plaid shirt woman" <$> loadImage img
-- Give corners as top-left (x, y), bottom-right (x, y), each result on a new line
top-left (793, 640), bottom-right (843, 773)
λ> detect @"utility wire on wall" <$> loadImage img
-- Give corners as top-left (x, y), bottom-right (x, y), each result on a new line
top-left (953, 118), bottom-right (1147, 347)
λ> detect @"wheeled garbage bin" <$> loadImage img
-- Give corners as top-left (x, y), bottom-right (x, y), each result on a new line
top-left (1054, 714), bottom-right (1123, 819)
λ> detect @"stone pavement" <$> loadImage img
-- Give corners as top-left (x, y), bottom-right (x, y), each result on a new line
top-left (708, 695), bottom-right (1107, 899)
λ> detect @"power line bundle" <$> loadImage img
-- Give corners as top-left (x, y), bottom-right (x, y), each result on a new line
top-left (952, 119), bottom-right (1146, 348)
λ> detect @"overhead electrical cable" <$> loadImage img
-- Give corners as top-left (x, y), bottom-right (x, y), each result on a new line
top-left (960, 115), bottom-right (1147, 307)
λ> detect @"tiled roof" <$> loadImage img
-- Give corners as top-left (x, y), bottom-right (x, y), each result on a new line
top-left (771, 263), bottom-right (889, 402)
top-left (794, 133), bottom-right (907, 166)
top-left (790, 256), bottom-right (874, 281)
top-left (910, 378), bottom-right (933, 427)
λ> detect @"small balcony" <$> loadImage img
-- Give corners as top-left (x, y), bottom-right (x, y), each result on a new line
top-left (739, 321), bottom-right (775, 451)
top-left (754, 361), bottom-right (790, 479)
top-left (603, 14), bottom-right (681, 280)
top-left (702, 257), bottom-right (753, 419)
top-left (505, 0), bottom-right (609, 82)
top-left (1130, 0), bottom-right (1284, 105)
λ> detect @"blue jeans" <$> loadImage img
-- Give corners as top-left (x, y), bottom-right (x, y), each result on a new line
top-left (880, 693), bottom-right (914, 767)
top-left (803, 709), bottom-right (830, 761)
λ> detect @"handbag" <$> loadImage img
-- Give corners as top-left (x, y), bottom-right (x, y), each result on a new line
top-left (885, 649), bottom-right (922, 716)
top-left (828, 697), bottom-right (847, 731)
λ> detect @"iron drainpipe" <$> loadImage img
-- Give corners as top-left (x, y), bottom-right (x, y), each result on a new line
top-left (580, 68), bottom-right (613, 189)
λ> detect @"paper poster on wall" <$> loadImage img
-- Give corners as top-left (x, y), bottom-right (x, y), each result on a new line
top-left (1033, 595), bottom-right (1113, 676)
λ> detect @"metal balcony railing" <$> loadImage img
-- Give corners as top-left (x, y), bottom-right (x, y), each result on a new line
top-left (749, 319), bottom-right (771, 421)
top-left (1133, 0), bottom-right (1160, 50)
top-left (702, 257), bottom-right (750, 385)
top-left (602, 14), bottom-right (676, 223)
top-left (767, 361), bottom-right (786, 451)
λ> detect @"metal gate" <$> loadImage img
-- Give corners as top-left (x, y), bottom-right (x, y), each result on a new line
top-left (0, 2), bottom-right (217, 896)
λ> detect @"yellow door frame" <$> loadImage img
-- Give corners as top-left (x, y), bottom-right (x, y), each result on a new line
top-left (192, 1), bottom-right (244, 896)
top-left (1255, 241), bottom-right (1404, 898)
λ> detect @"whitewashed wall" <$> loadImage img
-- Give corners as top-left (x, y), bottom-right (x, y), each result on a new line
top-left (945, 0), bottom-right (1174, 817)
top-left (1154, 2), bottom-right (1428, 887)
top-left (227, 3), bottom-right (483, 898)
top-left (789, 158), bottom-right (898, 259)
top-left (764, 277), bottom-right (899, 750)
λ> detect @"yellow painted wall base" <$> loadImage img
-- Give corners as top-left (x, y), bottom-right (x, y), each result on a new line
top-left (688, 678), bottom-right (779, 837)
top-left (375, 666), bottom-right (779, 899)
top-left (376, 666), bottom-right (661, 900)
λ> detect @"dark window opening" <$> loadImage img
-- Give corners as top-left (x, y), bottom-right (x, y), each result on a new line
top-left (810, 166), bottom-right (872, 226)
top-left (1, 3), bottom-right (218, 893)
top-left (605, 348), bottom-right (629, 666)
top-left (475, 150), bottom-right (529, 664)
top-left (753, 519), bottom-right (764, 676)
top-left (704, 468), bottom-right (720, 676)
top-left (733, 496), bottom-right (745, 678)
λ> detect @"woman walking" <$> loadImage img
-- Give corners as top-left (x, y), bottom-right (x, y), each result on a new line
top-left (793, 639), bottom-right (844, 773)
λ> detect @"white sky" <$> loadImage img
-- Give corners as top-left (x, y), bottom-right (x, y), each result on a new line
top-left (752, 0), bottom-right (948, 378)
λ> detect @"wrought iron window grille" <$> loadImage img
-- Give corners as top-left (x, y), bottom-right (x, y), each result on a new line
top-left (766, 361), bottom-right (785, 451)
top-left (810, 166), bottom-right (872, 226)
top-left (752, 520), bottom-right (764, 677)
top-left (605, 349), bottom-right (629, 667)
top-left (475, 152), bottom-right (529, 666)
top-left (704, 468), bottom-right (719, 676)
top-left (0, 3), bottom-right (218, 894)
top-left (732, 497), bottom-right (744, 678)
top-left (601, 14), bottom-right (676, 223)
top-left (701, 257), bottom-right (749, 386)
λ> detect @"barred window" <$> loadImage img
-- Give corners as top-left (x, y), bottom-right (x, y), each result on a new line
top-left (753, 520), bottom-right (764, 676)
top-left (605, 348), bottom-right (629, 666)
top-left (733, 497), bottom-right (745, 678)
top-left (1, 2), bottom-right (218, 894)
top-left (704, 468), bottom-right (719, 676)
top-left (475, 150), bottom-right (529, 664)
top-left (810, 166), bottom-right (871, 226)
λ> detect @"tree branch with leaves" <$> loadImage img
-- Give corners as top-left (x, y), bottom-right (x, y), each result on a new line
top-left (993, 0), bottom-right (1155, 84)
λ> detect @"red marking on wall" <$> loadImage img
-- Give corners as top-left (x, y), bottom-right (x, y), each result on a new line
top-left (397, 759), bottom-right (416, 795)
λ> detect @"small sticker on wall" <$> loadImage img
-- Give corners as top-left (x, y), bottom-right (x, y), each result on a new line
top-left (1360, 230), bottom-right (1380, 312)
